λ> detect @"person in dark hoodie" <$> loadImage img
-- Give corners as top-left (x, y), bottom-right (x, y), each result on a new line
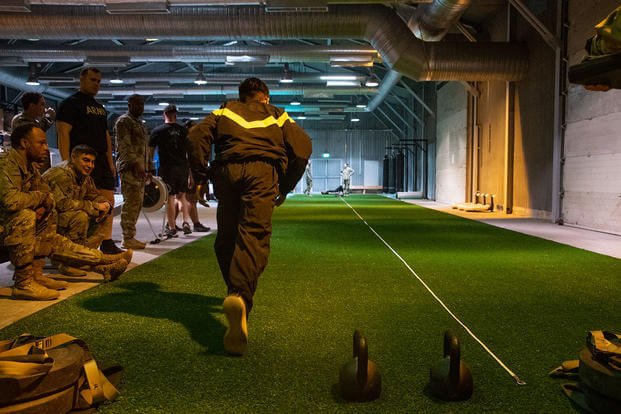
top-left (188, 77), bottom-right (312, 356)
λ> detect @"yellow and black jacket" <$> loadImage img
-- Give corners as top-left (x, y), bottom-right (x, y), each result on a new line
top-left (188, 100), bottom-right (312, 195)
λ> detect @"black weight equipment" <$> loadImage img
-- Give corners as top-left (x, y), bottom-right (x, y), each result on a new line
top-left (339, 330), bottom-right (381, 402)
top-left (429, 330), bottom-right (473, 401)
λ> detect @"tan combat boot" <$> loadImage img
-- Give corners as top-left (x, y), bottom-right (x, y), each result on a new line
top-left (12, 265), bottom-right (60, 301)
top-left (33, 258), bottom-right (68, 290)
top-left (100, 249), bottom-right (133, 265)
top-left (58, 263), bottom-right (88, 277)
top-left (122, 238), bottom-right (146, 250)
top-left (91, 259), bottom-right (129, 282)
top-left (222, 294), bottom-right (248, 356)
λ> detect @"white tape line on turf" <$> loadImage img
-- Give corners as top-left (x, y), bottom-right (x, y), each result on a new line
top-left (340, 197), bottom-right (526, 386)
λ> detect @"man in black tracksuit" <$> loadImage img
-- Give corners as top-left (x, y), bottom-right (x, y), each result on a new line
top-left (188, 78), bottom-right (312, 356)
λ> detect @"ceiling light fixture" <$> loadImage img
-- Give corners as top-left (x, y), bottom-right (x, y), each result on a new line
top-left (320, 75), bottom-right (357, 81)
top-left (25, 75), bottom-right (39, 86)
top-left (326, 80), bottom-right (358, 87)
top-left (280, 63), bottom-right (294, 84)
top-left (194, 65), bottom-right (207, 85)
top-left (365, 71), bottom-right (380, 87)
top-left (110, 70), bottom-right (123, 84)
top-left (194, 73), bottom-right (207, 85)
top-left (25, 63), bottom-right (40, 86)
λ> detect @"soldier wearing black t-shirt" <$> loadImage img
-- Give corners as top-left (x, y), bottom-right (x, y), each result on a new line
top-left (149, 104), bottom-right (192, 236)
top-left (56, 67), bottom-right (123, 254)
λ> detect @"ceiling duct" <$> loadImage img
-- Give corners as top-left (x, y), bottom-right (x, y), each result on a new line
top-left (407, 0), bottom-right (472, 41)
top-left (105, 0), bottom-right (170, 14)
top-left (366, 70), bottom-right (401, 112)
top-left (0, 0), bottom-right (31, 12)
top-left (0, 4), bottom-right (528, 82)
top-left (0, 44), bottom-right (380, 65)
top-left (0, 69), bottom-right (70, 100)
top-left (265, 0), bottom-right (327, 13)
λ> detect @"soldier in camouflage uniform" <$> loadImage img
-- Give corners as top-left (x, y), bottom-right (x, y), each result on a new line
top-left (11, 92), bottom-right (56, 172)
top-left (43, 144), bottom-right (111, 276)
top-left (115, 94), bottom-right (152, 250)
top-left (0, 124), bottom-right (132, 301)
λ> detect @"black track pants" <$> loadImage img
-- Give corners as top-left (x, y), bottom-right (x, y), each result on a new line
top-left (212, 160), bottom-right (278, 313)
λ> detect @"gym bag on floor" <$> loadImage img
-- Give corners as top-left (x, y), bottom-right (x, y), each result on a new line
top-left (550, 330), bottom-right (621, 413)
top-left (0, 333), bottom-right (121, 413)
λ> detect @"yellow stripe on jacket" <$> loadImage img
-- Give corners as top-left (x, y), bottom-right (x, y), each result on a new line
top-left (212, 108), bottom-right (295, 129)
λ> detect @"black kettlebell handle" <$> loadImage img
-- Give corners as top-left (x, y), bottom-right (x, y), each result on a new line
top-left (443, 330), bottom-right (460, 385)
top-left (353, 330), bottom-right (368, 384)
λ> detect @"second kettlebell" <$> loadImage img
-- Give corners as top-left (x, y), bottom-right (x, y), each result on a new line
top-left (339, 330), bottom-right (382, 402)
top-left (429, 330), bottom-right (473, 401)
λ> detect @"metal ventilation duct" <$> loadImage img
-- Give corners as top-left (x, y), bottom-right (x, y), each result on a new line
top-left (0, 4), bottom-right (528, 82)
top-left (0, 70), bottom-right (70, 101)
top-left (407, 0), bottom-right (472, 41)
top-left (0, 44), bottom-right (380, 65)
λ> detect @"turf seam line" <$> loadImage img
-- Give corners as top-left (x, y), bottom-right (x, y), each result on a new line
top-left (340, 196), bottom-right (527, 386)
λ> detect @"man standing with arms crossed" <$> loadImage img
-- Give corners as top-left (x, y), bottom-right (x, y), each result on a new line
top-left (115, 94), bottom-right (151, 249)
top-left (188, 77), bottom-right (312, 356)
top-left (56, 67), bottom-right (123, 254)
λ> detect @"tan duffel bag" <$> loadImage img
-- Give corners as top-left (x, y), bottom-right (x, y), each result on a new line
top-left (0, 333), bottom-right (121, 413)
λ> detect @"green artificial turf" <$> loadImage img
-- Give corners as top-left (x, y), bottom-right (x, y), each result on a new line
top-left (2, 195), bottom-right (620, 413)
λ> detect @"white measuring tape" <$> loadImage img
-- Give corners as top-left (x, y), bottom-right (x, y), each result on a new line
top-left (340, 197), bottom-right (526, 386)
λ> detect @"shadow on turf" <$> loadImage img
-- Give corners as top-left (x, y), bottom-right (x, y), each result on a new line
top-left (80, 281), bottom-right (227, 355)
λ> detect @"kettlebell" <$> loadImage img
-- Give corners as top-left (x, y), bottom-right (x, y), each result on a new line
top-left (339, 330), bottom-right (381, 401)
top-left (429, 330), bottom-right (473, 401)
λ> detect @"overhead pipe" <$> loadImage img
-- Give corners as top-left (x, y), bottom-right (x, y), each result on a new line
top-left (95, 85), bottom-right (378, 97)
top-left (0, 44), bottom-right (380, 65)
top-left (407, 0), bottom-right (473, 41)
top-left (366, 70), bottom-right (401, 111)
top-left (39, 72), bottom-right (368, 84)
top-left (0, 5), bottom-right (528, 82)
top-left (0, 69), bottom-right (70, 101)
top-left (19, 0), bottom-right (431, 7)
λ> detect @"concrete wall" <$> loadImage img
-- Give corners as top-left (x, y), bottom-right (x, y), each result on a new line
top-left (565, 0), bottom-right (621, 234)
top-left (513, 4), bottom-right (556, 217)
top-left (435, 82), bottom-right (467, 204)
top-left (469, 4), bottom-right (556, 216)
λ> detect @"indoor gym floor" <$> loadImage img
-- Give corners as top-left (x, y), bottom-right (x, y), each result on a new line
top-left (0, 194), bottom-right (619, 412)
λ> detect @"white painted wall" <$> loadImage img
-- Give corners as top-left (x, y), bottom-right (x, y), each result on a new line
top-left (565, 1), bottom-right (621, 234)
top-left (564, 86), bottom-right (621, 233)
top-left (435, 82), bottom-right (468, 204)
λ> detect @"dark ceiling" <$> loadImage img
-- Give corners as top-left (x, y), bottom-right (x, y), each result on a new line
top-left (0, 0), bottom-right (507, 127)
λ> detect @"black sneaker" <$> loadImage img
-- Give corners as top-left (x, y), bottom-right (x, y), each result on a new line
top-left (175, 224), bottom-right (182, 231)
top-left (193, 223), bottom-right (211, 232)
top-left (99, 239), bottom-right (124, 254)
top-left (164, 226), bottom-right (178, 238)
top-left (182, 222), bottom-right (192, 235)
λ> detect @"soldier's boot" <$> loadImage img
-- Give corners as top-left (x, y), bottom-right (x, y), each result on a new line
top-left (33, 258), bottom-right (68, 291)
top-left (222, 294), bottom-right (248, 356)
top-left (91, 259), bottom-right (129, 282)
top-left (51, 257), bottom-right (88, 277)
top-left (58, 264), bottom-right (88, 277)
top-left (100, 249), bottom-right (133, 265)
top-left (12, 265), bottom-right (60, 301)
top-left (122, 238), bottom-right (146, 250)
